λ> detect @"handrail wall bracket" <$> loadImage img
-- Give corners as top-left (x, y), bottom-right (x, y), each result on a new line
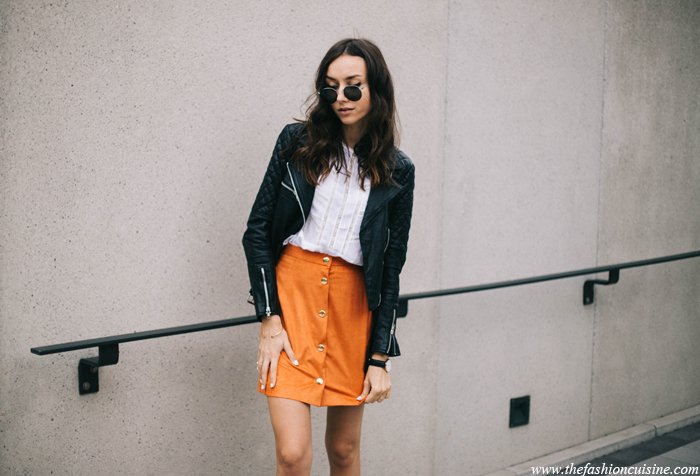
top-left (397, 299), bottom-right (409, 318)
top-left (583, 269), bottom-right (620, 305)
top-left (78, 344), bottom-right (119, 394)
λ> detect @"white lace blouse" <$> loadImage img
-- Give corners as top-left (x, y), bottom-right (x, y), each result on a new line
top-left (285, 144), bottom-right (370, 265)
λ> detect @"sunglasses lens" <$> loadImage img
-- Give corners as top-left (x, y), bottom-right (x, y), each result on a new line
top-left (344, 85), bottom-right (362, 101)
top-left (319, 88), bottom-right (338, 103)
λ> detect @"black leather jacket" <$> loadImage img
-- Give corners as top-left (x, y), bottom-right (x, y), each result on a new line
top-left (242, 123), bottom-right (414, 357)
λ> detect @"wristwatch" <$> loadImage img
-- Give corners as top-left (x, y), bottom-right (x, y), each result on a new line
top-left (367, 358), bottom-right (392, 373)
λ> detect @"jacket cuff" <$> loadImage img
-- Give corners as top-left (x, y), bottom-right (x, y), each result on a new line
top-left (253, 298), bottom-right (281, 321)
top-left (370, 335), bottom-right (400, 358)
top-left (370, 305), bottom-right (401, 357)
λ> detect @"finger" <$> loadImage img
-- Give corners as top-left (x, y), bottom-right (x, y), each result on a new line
top-left (381, 387), bottom-right (391, 401)
top-left (382, 382), bottom-right (392, 400)
top-left (366, 389), bottom-right (379, 404)
top-left (373, 383), bottom-right (390, 403)
top-left (258, 339), bottom-right (267, 370)
top-left (260, 358), bottom-right (270, 390)
top-left (269, 356), bottom-right (279, 388)
top-left (382, 387), bottom-right (391, 401)
top-left (356, 378), bottom-right (371, 401)
top-left (283, 334), bottom-right (299, 366)
top-left (366, 381), bottom-right (382, 403)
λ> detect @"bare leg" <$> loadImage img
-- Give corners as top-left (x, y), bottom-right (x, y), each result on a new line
top-left (267, 397), bottom-right (313, 476)
top-left (325, 405), bottom-right (365, 476)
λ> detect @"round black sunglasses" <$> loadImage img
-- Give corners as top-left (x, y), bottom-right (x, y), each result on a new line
top-left (318, 84), bottom-right (364, 103)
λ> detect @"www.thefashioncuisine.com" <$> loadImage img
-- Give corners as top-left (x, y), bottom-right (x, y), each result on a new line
top-left (531, 462), bottom-right (699, 474)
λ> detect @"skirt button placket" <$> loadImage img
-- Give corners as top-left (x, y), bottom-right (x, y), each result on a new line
top-left (315, 255), bottom-right (330, 393)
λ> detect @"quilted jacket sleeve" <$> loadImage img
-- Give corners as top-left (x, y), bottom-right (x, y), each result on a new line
top-left (370, 156), bottom-right (415, 356)
top-left (241, 124), bottom-right (297, 320)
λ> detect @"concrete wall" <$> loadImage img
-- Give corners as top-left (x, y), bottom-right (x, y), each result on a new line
top-left (590, 0), bottom-right (700, 439)
top-left (1, 1), bottom-right (698, 475)
top-left (436, 1), bottom-right (700, 474)
top-left (437, 2), bottom-right (605, 473)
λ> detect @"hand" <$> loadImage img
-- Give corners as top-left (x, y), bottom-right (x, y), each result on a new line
top-left (357, 360), bottom-right (392, 404)
top-left (257, 315), bottom-right (298, 390)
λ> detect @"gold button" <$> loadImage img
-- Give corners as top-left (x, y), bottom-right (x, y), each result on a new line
top-left (317, 344), bottom-right (325, 352)
top-left (322, 257), bottom-right (330, 263)
top-left (320, 277), bottom-right (328, 285)
top-left (316, 377), bottom-right (324, 385)
top-left (319, 310), bottom-right (327, 318)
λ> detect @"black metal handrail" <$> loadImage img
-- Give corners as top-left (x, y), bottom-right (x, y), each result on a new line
top-left (31, 249), bottom-right (700, 395)
top-left (31, 315), bottom-right (258, 356)
top-left (398, 249), bottom-right (700, 308)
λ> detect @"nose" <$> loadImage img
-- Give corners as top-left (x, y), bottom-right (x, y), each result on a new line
top-left (336, 86), bottom-right (348, 103)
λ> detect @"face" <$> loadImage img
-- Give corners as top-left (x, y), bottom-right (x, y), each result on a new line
top-left (324, 54), bottom-right (371, 133)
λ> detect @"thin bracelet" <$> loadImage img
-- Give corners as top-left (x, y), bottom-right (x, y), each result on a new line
top-left (268, 328), bottom-right (283, 338)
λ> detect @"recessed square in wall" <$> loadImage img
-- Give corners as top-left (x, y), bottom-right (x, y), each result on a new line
top-left (509, 395), bottom-right (530, 428)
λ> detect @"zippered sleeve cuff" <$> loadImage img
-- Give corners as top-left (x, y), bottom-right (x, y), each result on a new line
top-left (370, 305), bottom-right (401, 357)
top-left (370, 334), bottom-right (400, 357)
top-left (247, 263), bottom-right (281, 321)
top-left (254, 300), bottom-right (281, 321)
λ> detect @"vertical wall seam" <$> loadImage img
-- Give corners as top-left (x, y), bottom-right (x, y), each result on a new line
top-left (431, 0), bottom-right (451, 473)
top-left (588, 0), bottom-right (609, 442)
top-left (0, 1), bottom-right (10, 343)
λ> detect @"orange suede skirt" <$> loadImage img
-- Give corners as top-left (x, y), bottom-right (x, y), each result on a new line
top-left (258, 244), bottom-right (373, 406)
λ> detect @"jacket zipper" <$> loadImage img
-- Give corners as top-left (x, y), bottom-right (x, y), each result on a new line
top-left (386, 309), bottom-right (397, 353)
top-left (260, 267), bottom-right (271, 317)
top-left (286, 162), bottom-right (306, 224)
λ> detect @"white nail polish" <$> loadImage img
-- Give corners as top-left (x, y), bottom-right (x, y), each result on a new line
top-left (293, 360), bottom-right (299, 365)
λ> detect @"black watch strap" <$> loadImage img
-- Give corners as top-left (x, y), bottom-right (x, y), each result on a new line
top-left (367, 358), bottom-right (387, 369)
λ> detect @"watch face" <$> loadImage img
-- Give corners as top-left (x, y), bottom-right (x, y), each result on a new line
top-left (385, 360), bottom-right (392, 373)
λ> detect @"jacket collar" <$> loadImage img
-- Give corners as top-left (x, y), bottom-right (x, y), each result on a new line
top-left (287, 131), bottom-right (405, 223)
top-left (288, 160), bottom-right (402, 230)
top-left (362, 181), bottom-right (403, 228)
top-left (355, 136), bottom-right (406, 222)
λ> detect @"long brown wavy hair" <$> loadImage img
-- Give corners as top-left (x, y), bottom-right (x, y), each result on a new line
top-left (291, 38), bottom-right (398, 188)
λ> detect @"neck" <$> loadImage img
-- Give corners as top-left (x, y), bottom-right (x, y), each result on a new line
top-left (342, 123), bottom-right (365, 149)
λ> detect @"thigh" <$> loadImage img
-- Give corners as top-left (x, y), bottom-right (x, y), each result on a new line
top-left (325, 405), bottom-right (365, 445)
top-left (268, 397), bottom-right (312, 453)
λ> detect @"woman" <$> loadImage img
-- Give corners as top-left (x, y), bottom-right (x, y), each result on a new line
top-left (242, 38), bottom-right (414, 475)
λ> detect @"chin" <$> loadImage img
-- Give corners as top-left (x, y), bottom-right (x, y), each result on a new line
top-left (338, 116), bottom-right (365, 128)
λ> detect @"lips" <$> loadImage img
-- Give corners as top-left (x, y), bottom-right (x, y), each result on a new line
top-left (337, 107), bottom-right (354, 115)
